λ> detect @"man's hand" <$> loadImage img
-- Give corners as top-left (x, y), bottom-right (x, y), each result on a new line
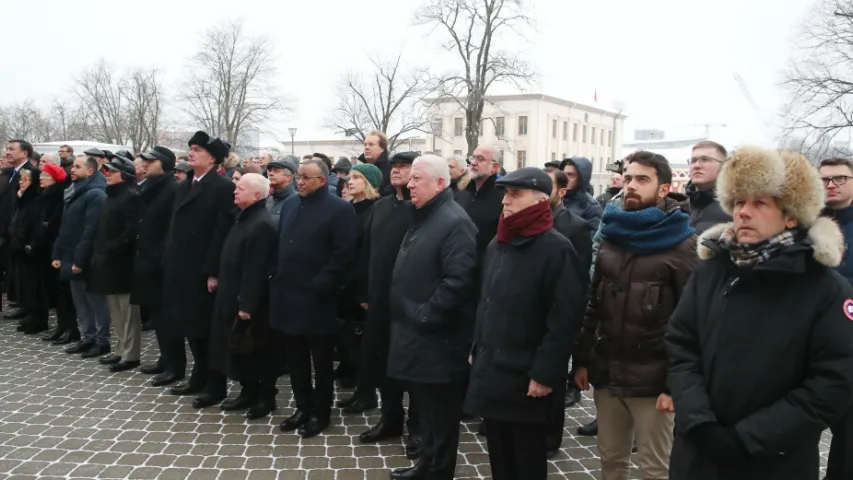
top-left (51, 260), bottom-right (61, 269)
top-left (360, 302), bottom-right (368, 311)
top-left (527, 380), bottom-right (553, 398)
top-left (238, 311), bottom-right (250, 320)
top-left (207, 277), bottom-right (218, 292)
top-left (468, 354), bottom-right (473, 365)
top-left (656, 393), bottom-right (674, 413)
top-left (71, 265), bottom-right (82, 274)
top-left (575, 367), bottom-right (590, 391)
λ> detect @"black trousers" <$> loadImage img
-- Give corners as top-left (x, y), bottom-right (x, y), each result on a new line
top-left (410, 380), bottom-right (466, 479)
top-left (188, 336), bottom-right (225, 395)
top-left (56, 281), bottom-right (78, 335)
top-left (546, 388), bottom-right (567, 452)
top-left (283, 334), bottom-right (336, 419)
top-left (827, 407), bottom-right (853, 479)
top-left (152, 309), bottom-right (186, 375)
top-left (484, 419), bottom-right (549, 480)
top-left (380, 379), bottom-right (420, 435)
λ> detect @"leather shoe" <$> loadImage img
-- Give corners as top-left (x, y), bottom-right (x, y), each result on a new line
top-left (341, 397), bottom-right (377, 415)
top-left (405, 434), bottom-right (422, 460)
top-left (99, 354), bottom-right (122, 365)
top-left (577, 419), bottom-right (598, 436)
top-left (81, 344), bottom-right (110, 359)
top-left (4, 308), bottom-right (29, 320)
top-left (23, 322), bottom-right (48, 335)
top-left (152, 372), bottom-right (185, 387)
top-left (139, 363), bottom-right (165, 375)
top-left (170, 381), bottom-right (203, 396)
top-left (41, 329), bottom-right (64, 342)
top-left (279, 410), bottom-right (311, 432)
top-left (192, 392), bottom-right (226, 409)
top-left (359, 420), bottom-right (403, 443)
top-left (141, 321), bottom-right (154, 332)
top-left (15, 323), bottom-right (26, 332)
top-left (65, 340), bottom-right (94, 354)
top-left (297, 416), bottom-right (330, 438)
top-left (390, 461), bottom-right (428, 479)
top-left (335, 393), bottom-right (358, 408)
top-left (110, 360), bottom-right (140, 373)
top-left (565, 385), bottom-right (583, 408)
top-left (54, 331), bottom-right (80, 346)
top-left (476, 420), bottom-right (486, 436)
top-left (246, 399), bottom-right (276, 420)
top-left (220, 391), bottom-right (258, 411)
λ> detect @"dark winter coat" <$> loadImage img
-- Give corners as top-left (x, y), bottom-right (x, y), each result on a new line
top-left (52, 174), bottom-right (107, 281)
top-left (552, 203), bottom-right (592, 289)
top-left (685, 182), bottom-right (731, 234)
top-left (465, 229), bottom-right (587, 423)
top-left (454, 174), bottom-right (504, 260)
top-left (130, 174), bottom-right (179, 310)
top-left (15, 183), bottom-right (65, 310)
top-left (596, 186), bottom-right (621, 208)
top-left (88, 182), bottom-right (142, 295)
top-left (7, 184), bottom-right (47, 309)
top-left (339, 198), bottom-right (375, 323)
top-left (269, 187), bottom-right (357, 336)
top-left (359, 151), bottom-right (392, 195)
top-left (265, 183), bottom-right (295, 227)
top-left (356, 190), bottom-right (413, 387)
top-left (667, 221), bottom-right (853, 480)
top-left (387, 189), bottom-right (478, 384)
top-left (561, 157), bottom-right (603, 232)
top-left (0, 161), bottom-right (41, 240)
top-left (822, 204), bottom-right (853, 285)
top-left (576, 196), bottom-right (698, 397)
top-left (161, 171), bottom-right (236, 339)
top-left (209, 200), bottom-right (281, 382)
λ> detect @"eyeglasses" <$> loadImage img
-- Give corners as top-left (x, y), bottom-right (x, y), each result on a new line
top-left (689, 156), bottom-right (723, 165)
top-left (822, 175), bottom-right (853, 186)
top-left (294, 174), bottom-right (324, 182)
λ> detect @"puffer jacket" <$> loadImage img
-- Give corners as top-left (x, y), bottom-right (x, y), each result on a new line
top-left (575, 195), bottom-right (698, 397)
top-left (561, 157), bottom-right (603, 232)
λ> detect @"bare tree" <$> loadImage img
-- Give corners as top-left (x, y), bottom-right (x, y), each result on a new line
top-left (181, 19), bottom-right (285, 149)
top-left (781, 0), bottom-right (853, 157)
top-left (75, 60), bottom-right (127, 145)
top-left (415, 0), bottom-right (536, 156)
top-left (125, 69), bottom-right (163, 152)
top-left (330, 54), bottom-right (433, 152)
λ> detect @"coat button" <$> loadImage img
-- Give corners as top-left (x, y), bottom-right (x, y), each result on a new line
top-left (486, 296), bottom-right (491, 302)
top-left (644, 305), bottom-right (653, 311)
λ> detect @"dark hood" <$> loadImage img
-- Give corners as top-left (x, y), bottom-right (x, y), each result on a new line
top-left (659, 192), bottom-right (690, 214)
top-left (562, 157), bottom-right (593, 193)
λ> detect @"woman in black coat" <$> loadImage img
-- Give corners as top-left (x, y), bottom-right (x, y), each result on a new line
top-left (7, 169), bottom-right (47, 334)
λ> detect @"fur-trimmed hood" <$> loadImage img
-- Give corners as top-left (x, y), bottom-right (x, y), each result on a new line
top-left (696, 217), bottom-right (845, 267)
top-left (223, 153), bottom-right (241, 170)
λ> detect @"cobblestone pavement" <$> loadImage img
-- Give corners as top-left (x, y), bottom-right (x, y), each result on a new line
top-left (0, 316), bottom-right (833, 479)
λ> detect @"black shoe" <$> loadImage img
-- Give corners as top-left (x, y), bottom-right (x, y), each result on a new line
top-left (4, 308), bottom-right (29, 320)
top-left (110, 360), bottom-right (140, 372)
top-left (359, 420), bottom-right (403, 443)
top-left (405, 433), bottom-right (422, 460)
top-left (341, 397), bottom-right (377, 414)
top-left (152, 372), bottom-right (185, 387)
top-left (546, 449), bottom-right (559, 459)
top-left (279, 410), bottom-right (311, 432)
top-left (476, 420), bottom-right (486, 436)
top-left (246, 398), bottom-right (276, 420)
top-left (390, 461), bottom-right (428, 479)
top-left (54, 331), bottom-right (80, 346)
top-left (23, 321), bottom-right (48, 335)
top-left (577, 419), bottom-right (598, 436)
top-left (335, 393), bottom-right (358, 408)
top-left (139, 363), bottom-right (165, 375)
top-left (65, 340), bottom-right (94, 354)
top-left (81, 344), bottom-right (110, 359)
top-left (141, 321), bottom-right (154, 332)
top-left (220, 390), bottom-right (258, 411)
top-left (15, 323), bottom-right (26, 332)
top-left (632, 442), bottom-right (638, 453)
top-left (337, 376), bottom-right (357, 389)
top-left (297, 416), bottom-right (330, 438)
top-left (99, 354), bottom-right (122, 365)
top-left (192, 392), bottom-right (227, 409)
top-left (565, 386), bottom-right (583, 408)
top-left (170, 381), bottom-right (203, 396)
top-left (41, 329), bottom-right (64, 342)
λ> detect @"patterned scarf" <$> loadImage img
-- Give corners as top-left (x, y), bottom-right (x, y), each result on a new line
top-left (719, 227), bottom-right (802, 268)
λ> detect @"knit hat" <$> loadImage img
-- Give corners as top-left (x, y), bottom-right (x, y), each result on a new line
top-left (42, 164), bottom-right (66, 183)
top-left (351, 163), bottom-right (383, 190)
top-left (331, 157), bottom-right (352, 174)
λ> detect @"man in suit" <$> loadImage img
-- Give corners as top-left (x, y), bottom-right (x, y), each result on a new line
top-left (160, 131), bottom-right (236, 409)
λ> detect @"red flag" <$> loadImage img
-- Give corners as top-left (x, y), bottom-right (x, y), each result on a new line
top-left (594, 89), bottom-right (598, 103)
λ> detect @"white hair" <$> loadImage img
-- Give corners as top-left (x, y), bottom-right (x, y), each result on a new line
top-left (447, 154), bottom-right (467, 170)
top-left (413, 154), bottom-right (451, 186)
top-left (240, 173), bottom-right (270, 199)
top-left (41, 153), bottom-right (59, 165)
top-left (533, 190), bottom-right (549, 200)
top-left (479, 145), bottom-right (502, 165)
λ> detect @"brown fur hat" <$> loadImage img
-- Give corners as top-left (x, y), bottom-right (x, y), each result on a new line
top-left (717, 146), bottom-right (825, 228)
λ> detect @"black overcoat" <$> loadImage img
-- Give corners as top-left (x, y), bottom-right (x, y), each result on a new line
top-left (130, 174), bottom-right (179, 310)
top-left (6, 185), bottom-right (45, 309)
top-left (338, 198), bottom-right (375, 323)
top-left (208, 200), bottom-right (281, 382)
top-left (161, 171), bottom-right (235, 339)
top-left (88, 182), bottom-right (142, 295)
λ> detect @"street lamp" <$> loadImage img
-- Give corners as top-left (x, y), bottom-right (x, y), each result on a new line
top-left (288, 127), bottom-right (298, 155)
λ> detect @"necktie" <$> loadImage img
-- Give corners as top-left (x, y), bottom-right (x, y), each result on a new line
top-left (190, 179), bottom-right (199, 191)
top-left (8, 170), bottom-right (15, 184)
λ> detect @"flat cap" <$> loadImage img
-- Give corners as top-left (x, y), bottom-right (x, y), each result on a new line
top-left (390, 151), bottom-right (418, 165)
top-left (267, 157), bottom-right (297, 174)
top-left (495, 167), bottom-right (552, 196)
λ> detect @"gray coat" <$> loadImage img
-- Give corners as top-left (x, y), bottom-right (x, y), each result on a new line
top-left (265, 184), bottom-right (295, 227)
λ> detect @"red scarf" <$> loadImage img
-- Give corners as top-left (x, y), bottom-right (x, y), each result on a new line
top-left (496, 200), bottom-right (554, 244)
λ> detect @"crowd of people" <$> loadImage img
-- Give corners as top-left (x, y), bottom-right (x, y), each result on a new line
top-left (3, 130), bottom-right (853, 480)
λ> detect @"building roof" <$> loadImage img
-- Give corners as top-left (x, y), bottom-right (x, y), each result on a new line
top-left (426, 93), bottom-right (628, 118)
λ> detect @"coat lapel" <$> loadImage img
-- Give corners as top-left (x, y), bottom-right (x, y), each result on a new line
top-left (177, 171), bottom-right (210, 210)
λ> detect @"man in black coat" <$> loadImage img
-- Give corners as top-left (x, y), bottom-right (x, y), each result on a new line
top-left (667, 147), bottom-right (853, 480)
top-left (351, 152), bottom-right (421, 456)
top-left (386, 154), bottom-right (478, 480)
top-left (209, 173), bottom-right (280, 420)
top-left (360, 130), bottom-right (392, 195)
top-left (685, 140), bottom-right (732, 234)
top-left (132, 147), bottom-right (182, 384)
top-left (454, 145), bottom-right (504, 259)
top-left (271, 158), bottom-right (357, 438)
top-left (465, 168), bottom-right (586, 479)
top-left (160, 131), bottom-right (236, 409)
top-left (87, 156), bottom-right (143, 372)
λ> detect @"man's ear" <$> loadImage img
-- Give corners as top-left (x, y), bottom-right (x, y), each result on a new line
top-left (658, 183), bottom-right (671, 199)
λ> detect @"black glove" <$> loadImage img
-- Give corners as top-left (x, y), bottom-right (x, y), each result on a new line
top-left (23, 245), bottom-right (33, 256)
top-left (690, 422), bottom-right (749, 463)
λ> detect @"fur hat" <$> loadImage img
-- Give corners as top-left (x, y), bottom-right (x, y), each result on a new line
top-left (187, 131), bottom-right (230, 165)
top-left (717, 146), bottom-right (825, 228)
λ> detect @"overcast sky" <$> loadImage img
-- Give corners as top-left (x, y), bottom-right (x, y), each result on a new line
top-left (0, 0), bottom-right (815, 148)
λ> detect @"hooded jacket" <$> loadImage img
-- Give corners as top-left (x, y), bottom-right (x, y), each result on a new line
top-left (561, 157), bottom-right (603, 232)
top-left (596, 186), bottom-right (621, 208)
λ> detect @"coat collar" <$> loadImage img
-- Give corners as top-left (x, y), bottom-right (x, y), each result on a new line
top-left (178, 167), bottom-right (217, 209)
top-left (412, 188), bottom-right (452, 224)
top-left (237, 199), bottom-right (267, 222)
top-left (464, 173), bottom-right (497, 195)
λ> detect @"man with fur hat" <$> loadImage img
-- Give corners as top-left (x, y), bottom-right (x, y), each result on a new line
top-left (575, 151), bottom-right (698, 480)
top-left (667, 147), bottom-right (853, 480)
top-left (160, 131), bottom-right (236, 409)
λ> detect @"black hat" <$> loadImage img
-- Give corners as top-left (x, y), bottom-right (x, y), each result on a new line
top-left (495, 167), bottom-right (553, 196)
top-left (115, 150), bottom-right (135, 162)
top-left (544, 160), bottom-right (562, 169)
top-left (174, 161), bottom-right (191, 173)
top-left (83, 148), bottom-right (108, 158)
top-left (331, 157), bottom-right (352, 174)
top-left (102, 157), bottom-right (136, 182)
top-left (390, 151), bottom-right (418, 165)
top-left (267, 157), bottom-right (297, 174)
top-left (188, 131), bottom-right (230, 165)
top-left (141, 146), bottom-right (177, 171)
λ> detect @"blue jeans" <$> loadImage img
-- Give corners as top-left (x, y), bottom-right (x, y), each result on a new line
top-left (69, 280), bottom-right (111, 346)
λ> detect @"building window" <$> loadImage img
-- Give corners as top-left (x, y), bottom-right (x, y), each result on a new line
top-left (518, 116), bottom-right (528, 135)
top-left (454, 118), bottom-right (463, 137)
top-left (582, 125), bottom-right (588, 143)
top-left (608, 130), bottom-right (612, 146)
top-left (573, 124), bottom-right (578, 142)
top-left (453, 149), bottom-right (463, 156)
top-left (552, 119), bottom-right (557, 138)
top-left (591, 127), bottom-right (596, 145)
top-left (499, 149), bottom-right (504, 161)
top-left (495, 117), bottom-right (505, 137)
top-left (563, 122), bottom-right (568, 140)
top-left (551, 152), bottom-right (556, 161)
top-left (517, 150), bottom-right (527, 168)
top-left (600, 130), bottom-right (605, 146)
